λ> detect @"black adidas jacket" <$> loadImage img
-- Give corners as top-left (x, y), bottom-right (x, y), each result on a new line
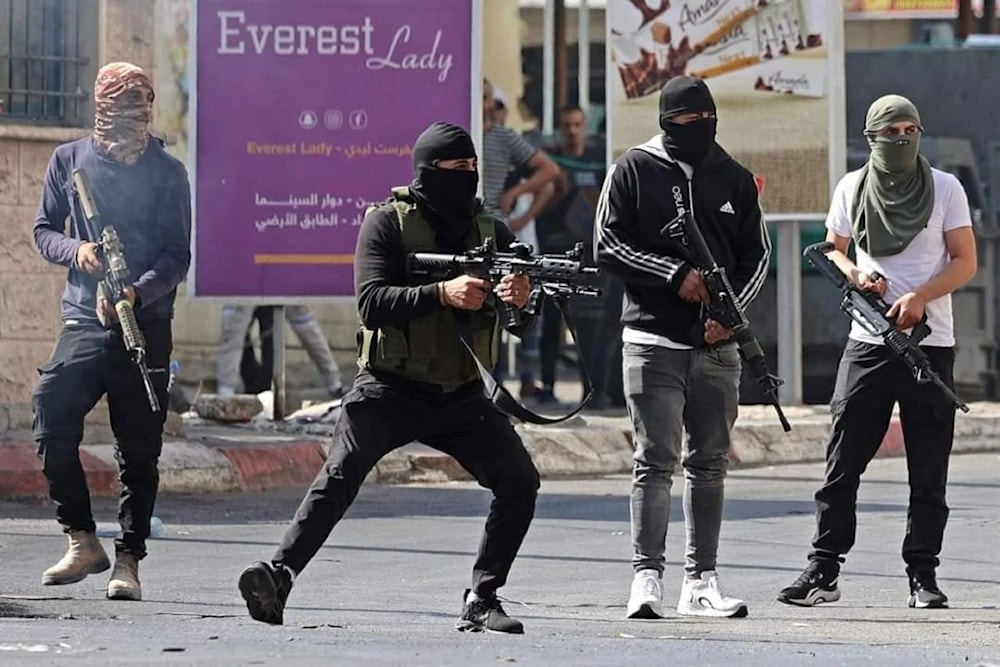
top-left (594, 136), bottom-right (770, 347)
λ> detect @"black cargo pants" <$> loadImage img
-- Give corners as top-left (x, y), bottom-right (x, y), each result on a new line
top-left (272, 370), bottom-right (540, 597)
top-left (810, 339), bottom-right (957, 574)
top-left (33, 319), bottom-right (172, 559)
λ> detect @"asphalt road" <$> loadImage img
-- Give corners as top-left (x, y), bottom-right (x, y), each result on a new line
top-left (1, 453), bottom-right (999, 666)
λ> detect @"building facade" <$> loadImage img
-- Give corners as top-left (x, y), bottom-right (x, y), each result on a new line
top-left (0, 0), bottom-right (990, 428)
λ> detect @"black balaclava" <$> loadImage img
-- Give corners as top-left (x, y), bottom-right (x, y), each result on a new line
top-left (658, 75), bottom-right (718, 166)
top-left (410, 121), bottom-right (480, 250)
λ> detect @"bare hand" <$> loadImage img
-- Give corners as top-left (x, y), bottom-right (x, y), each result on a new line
top-left (678, 268), bottom-right (710, 304)
top-left (496, 274), bottom-right (531, 309)
top-left (704, 319), bottom-right (732, 345)
top-left (76, 242), bottom-right (103, 276)
top-left (98, 286), bottom-right (137, 322)
top-left (886, 291), bottom-right (926, 330)
top-left (497, 189), bottom-right (517, 215)
top-left (442, 275), bottom-right (491, 311)
top-left (857, 271), bottom-right (887, 297)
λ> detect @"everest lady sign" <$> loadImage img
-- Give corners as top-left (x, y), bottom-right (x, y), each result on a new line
top-left (189, 0), bottom-right (481, 298)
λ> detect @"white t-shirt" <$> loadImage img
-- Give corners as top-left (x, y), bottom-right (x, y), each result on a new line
top-left (826, 167), bottom-right (973, 347)
top-left (509, 188), bottom-right (538, 253)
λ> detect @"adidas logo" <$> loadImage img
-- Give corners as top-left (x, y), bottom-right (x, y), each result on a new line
top-left (719, 201), bottom-right (735, 214)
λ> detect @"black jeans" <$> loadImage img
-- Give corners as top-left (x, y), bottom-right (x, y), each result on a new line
top-left (273, 370), bottom-right (540, 597)
top-left (240, 306), bottom-right (276, 394)
top-left (32, 320), bottom-right (172, 559)
top-left (810, 339), bottom-right (956, 574)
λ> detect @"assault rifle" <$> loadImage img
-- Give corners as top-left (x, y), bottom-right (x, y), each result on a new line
top-left (661, 210), bottom-right (791, 432)
top-left (72, 168), bottom-right (160, 413)
top-left (407, 238), bottom-right (603, 425)
top-left (803, 241), bottom-right (969, 413)
top-left (408, 238), bottom-right (603, 326)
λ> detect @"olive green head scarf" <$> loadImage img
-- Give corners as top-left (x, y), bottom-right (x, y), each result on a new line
top-left (850, 94), bottom-right (934, 257)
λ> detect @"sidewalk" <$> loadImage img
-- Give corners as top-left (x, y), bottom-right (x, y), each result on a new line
top-left (4, 384), bottom-right (1000, 498)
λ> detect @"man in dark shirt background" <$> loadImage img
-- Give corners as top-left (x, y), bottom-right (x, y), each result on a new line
top-left (31, 62), bottom-right (191, 602)
top-left (537, 106), bottom-right (624, 410)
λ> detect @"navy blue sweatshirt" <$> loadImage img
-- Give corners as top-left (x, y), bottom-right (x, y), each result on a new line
top-left (33, 135), bottom-right (192, 324)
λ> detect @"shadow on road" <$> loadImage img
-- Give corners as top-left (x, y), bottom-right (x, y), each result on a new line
top-left (0, 486), bottom-right (904, 526)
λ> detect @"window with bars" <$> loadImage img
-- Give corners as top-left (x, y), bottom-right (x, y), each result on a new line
top-left (0, 0), bottom-right (98, 127)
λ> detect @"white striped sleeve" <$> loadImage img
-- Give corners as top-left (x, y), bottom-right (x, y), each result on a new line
top-left (594, 163), bottom-right (687, 285)
top-left (735, 191), bottom-right (771, 310)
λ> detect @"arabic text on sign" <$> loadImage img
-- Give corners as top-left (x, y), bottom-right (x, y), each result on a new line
top-left (254, 212), bottom-right (364, 232)
top-left (254, 193), bottom-right (370, 210)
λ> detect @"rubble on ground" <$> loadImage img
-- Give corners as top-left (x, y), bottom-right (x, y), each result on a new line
top-left (193, 394), bottom-right (263, 422)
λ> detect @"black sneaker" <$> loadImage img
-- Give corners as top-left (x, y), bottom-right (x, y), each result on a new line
top-left (777, 560), bottom-right (841, 607)
top-left (238, 561), bottom-right (293, 625)
top-left (455, 589), bottom-right (524, 634)
top-left (908, 570), bottom-right (948, 609)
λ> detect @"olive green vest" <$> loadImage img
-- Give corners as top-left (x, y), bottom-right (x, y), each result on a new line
top-left (356, 186), bottom-right (499, 389)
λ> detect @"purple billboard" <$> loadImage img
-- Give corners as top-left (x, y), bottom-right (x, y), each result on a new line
top-left (190, 0), bottom-right (481, 298)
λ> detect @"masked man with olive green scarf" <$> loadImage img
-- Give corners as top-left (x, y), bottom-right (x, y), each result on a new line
top-left (778, 95), bottom-right (977, 610)
top-left (238, 122), bottom-right (540, 634)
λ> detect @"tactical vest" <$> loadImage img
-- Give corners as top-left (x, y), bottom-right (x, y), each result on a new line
top-left (356, 186), bottom-right (500, 390)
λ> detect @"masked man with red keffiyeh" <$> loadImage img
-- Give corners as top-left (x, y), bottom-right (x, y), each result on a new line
top-left (31, 62), bottom-right (191, 601)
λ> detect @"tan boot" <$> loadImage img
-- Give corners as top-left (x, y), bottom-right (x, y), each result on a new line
top-left (107, 553), bottom-right (142, 601)
top-left (42, 530), bottom-right (111, 586)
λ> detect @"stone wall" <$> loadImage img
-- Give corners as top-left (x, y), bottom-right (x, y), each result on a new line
top-left (0, 126), bottom-right (91, 432)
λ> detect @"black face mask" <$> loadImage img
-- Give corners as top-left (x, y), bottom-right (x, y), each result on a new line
top-left (409, 121), bottom-right (481, 250)
top-left (661, 119), bottom-right (717, 166)
top-left (658, 75), bottom-right (718, 166)
top-left (414, 166), bottom-right (479, 245)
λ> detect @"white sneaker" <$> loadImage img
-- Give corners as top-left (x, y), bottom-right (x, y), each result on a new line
top-left (677, 570), bottom-right (748, 618)
top-left (626, 569), bottom-right (663, 619)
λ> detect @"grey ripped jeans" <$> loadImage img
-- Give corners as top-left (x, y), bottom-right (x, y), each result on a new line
top-left (623, 341), bottom-right (741, 576)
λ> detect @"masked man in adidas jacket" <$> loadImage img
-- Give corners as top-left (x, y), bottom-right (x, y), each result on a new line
top-left (595, 76), bottom-right (770, 620)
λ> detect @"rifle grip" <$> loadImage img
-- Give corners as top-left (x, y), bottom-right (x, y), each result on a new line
top-left (910, 320), bottom-right (931, 345)
top-left (502, 302), bottom-right (521, 328)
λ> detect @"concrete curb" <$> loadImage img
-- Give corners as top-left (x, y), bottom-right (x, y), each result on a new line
top-left (3, 408), bottom-right (1000, 498)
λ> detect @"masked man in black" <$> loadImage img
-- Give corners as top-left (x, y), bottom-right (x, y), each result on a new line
top-left (237, 121), bottom-right (540, 634)
top-left (595, 76), bottom-right (770, 619)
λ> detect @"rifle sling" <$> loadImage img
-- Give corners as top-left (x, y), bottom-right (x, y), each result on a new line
top-left (456, 293), bottom-right (594, 425)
